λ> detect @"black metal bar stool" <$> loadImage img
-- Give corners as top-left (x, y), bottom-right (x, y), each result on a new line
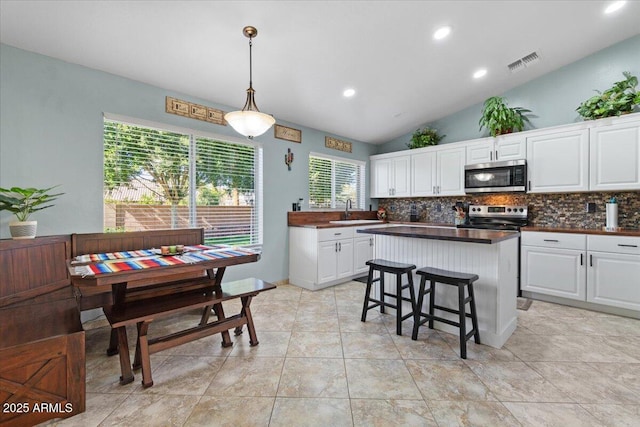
top-left (361, 259), bottom-right (416, 336)
top-left (411, 267), bottom-right (480, 359)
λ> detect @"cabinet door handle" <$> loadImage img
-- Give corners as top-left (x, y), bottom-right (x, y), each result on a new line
top-left (369, 238), bottom-right (373, 246)
top-left (618, 244), bottom-right (638, 248)
top-left (432, 186), bottom-right (435, 194)
top-left (543, 239), bottom-right (559, 242)
top-left (590, 254), bottom-right (593, 267)
top-left (580, 253), bottom-right (583, 265)
top-left (490, 151), bottom-right (493, 161)
top-left (334, 232), bottom-right (342, 236)
top-left (495, 150), bottom-right (499, 160)
top-left (335, 242), bottom-right (338, 252)
top-left (528, 180), bottom-right (531, 191)
top-left (339, 242), bottom-right (342, 251)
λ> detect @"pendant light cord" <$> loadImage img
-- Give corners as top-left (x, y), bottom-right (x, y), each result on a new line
top-left (248, 36), bottom-right (253, 90)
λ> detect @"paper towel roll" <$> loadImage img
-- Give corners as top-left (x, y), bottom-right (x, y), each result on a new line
top-left (606, 203), bottom-right (618, 231)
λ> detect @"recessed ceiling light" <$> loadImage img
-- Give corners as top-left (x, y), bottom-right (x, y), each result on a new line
top-left (604, 1), bottom-right (626, 14)
top-left (343, 88), bottom-right (356, 98)
top-left (433, 26), bottom-right (452, 40)
top-left (473, 69), bottom-right (487, 79)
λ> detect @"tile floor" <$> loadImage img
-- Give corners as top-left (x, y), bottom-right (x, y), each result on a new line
top-left (42, 281), bottom-right (640, 426)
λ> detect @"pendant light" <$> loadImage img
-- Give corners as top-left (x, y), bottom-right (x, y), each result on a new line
top-left (224, 26), bottom-right (275, 139)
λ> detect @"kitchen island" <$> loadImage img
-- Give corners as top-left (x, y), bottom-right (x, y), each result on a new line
top-left (358, 225), bottom-right (520, 348)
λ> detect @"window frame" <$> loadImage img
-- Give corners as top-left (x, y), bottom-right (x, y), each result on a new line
top-left (308, 151), bottom-right (366, 210)
top-left (103, 113), bottom-right (263, 248)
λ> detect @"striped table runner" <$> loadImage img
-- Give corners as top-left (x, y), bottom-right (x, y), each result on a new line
top-left (71, 247), bottom-right (258, 277)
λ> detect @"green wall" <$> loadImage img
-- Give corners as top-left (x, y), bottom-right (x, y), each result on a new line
top-left (0, 43), bottom-right (378, 282)
top-left (380, 34), bottom-right (640, 153)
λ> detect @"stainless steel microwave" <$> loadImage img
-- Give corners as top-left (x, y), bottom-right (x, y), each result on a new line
top-left (464, 159), bottom-right (527, 193)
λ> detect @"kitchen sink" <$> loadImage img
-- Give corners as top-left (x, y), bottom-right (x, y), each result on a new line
top-left (329, 219), bottom-right (384, 225)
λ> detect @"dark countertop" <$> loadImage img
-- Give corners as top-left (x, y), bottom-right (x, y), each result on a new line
top-left (522, 226), bottom-right (640, 237)
top-left (289, 221), bottom-right (386, 229)
top-left (289, 221), bottom-right (455, 229)
top-left (357, 225), bottom-right (519, 244)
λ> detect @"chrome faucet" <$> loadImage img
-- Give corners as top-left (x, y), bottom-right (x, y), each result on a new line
top-left (344, 199), bottom-right (353, 219)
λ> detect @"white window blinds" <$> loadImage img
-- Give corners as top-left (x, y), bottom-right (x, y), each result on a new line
top-left (103, 118), bottom-right (262, 247)
top-left (309, 153), bottom-right (365, 209)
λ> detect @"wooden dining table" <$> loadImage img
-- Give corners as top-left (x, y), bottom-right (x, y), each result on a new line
top-left (68, 245), bottom-right (261, 355)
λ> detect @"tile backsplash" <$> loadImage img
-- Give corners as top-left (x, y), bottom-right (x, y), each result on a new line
top-left (378, 191), bottom-right (640, 229)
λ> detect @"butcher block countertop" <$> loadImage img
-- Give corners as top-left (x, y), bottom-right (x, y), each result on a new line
top-left (357, 225), bottom-right (519, 244)
top-left (522, 226), bottom-right (640, 237)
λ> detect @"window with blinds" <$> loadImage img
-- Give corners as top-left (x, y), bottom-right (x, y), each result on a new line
top-left (308, 153), bottom-right (365, 209)
top-left (103, 117), bottom-right (262, 247)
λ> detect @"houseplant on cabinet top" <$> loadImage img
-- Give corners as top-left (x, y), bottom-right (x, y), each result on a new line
top-left (478, 96), bottom-right (532, 137)
top-left (407, 127), bottom-right (445, 149)
top-left (576, 71), bottom-right (640, 120)
top-left (0, 186), bottom-right (63, 239)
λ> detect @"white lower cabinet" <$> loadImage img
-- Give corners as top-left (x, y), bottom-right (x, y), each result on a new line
top-left (586, 235), bottom-right (640, 311)
top-left (290, 225), bottom-right (380, 291)
top-left (521, 232), bottom-right (587, 300)
top-left (353, 235), bottom-right (374, 275)
top-left (521, 246), bottom-right (586, 300)
top-left (318, 238), bottom-right (353, 283)
top-left (521, 231), bottom-right (640, 313)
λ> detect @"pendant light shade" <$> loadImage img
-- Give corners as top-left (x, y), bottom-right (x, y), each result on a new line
top-left (225, 26), bottom-right (275, 139)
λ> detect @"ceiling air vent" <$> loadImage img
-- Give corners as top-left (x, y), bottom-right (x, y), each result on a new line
top-left (508, 51), bottom-right (540, 73)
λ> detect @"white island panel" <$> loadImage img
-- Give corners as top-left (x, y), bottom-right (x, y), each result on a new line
top-left (373, 234), bottom-right (518, 348)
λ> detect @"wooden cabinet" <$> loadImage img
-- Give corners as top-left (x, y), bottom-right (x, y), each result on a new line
top-left (521, 231), bottom-right (640, 313)
top-left (520, 232), bottom-right (587, 300)
top-left (370, 154), bottom-right (410, 197)
top-left (589, 119), bottom-right (640, 191)
top-left (0, 236), bottom-right (85, 427)
top-left (465, 134), bottom-right (526, 164)
top-left (526, 128), bottom-right (589, 193)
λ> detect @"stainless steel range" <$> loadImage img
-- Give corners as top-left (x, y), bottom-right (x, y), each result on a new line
top-left (457, 205), bottom-right (529, 231)
top-left (457, 204), bottom-right (529, 295)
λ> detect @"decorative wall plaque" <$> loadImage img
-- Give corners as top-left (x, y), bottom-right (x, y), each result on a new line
top-left (165, 96), bottom-right (226, 126)
top-left (274, 124), bottom-right (302, 143)
top-left (325, 136), bottom-right (352, 153)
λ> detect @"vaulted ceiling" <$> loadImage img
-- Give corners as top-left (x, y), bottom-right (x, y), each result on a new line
top-left (1, 1), bottom-right (639, 143)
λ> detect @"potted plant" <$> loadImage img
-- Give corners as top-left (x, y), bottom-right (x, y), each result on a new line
top-left (0, 186), bottom-right (63, 239)
top-left (407, 127), bottom-right (445, 149)
top-left (576, 71), bottom-right (640, 120)
top-left (479, 96), bottom-right (532, 137)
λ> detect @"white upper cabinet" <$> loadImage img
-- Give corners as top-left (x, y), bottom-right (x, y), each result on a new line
top-left (370, 154), bottom-right (410, 198)
top-left (409, 146), bottom-right (464, 197)
top-left (465, 135), bottom-right (526, 164)
top-left (495, 134), bottom-right (527, 161)
top-left (589, 118), bottom-right (640, 191)
top-left (526, 128), bottom-right (589, 193)
top-left (410, 151), bottom-right (436, 196)
top-left (465, 138), bottom-right (495, 164)
top-left (436, 146), bottom-right (466, 196)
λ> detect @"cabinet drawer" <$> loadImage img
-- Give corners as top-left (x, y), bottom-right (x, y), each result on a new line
top-left (521, 232), bottom-right (586, 250)
top-left (588, 235), bottom-right (640, 254)
top-left (318, 227), bottom-right (354, 242)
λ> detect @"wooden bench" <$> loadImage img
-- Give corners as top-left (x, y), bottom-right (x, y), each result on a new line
top-left (0, 236), bottom-right (85, 427)
top-left (102, 277), bottom-right (275, 388)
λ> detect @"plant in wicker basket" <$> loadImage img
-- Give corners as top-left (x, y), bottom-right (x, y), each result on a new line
top-left (0, 186), bottom-right (63, 239)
